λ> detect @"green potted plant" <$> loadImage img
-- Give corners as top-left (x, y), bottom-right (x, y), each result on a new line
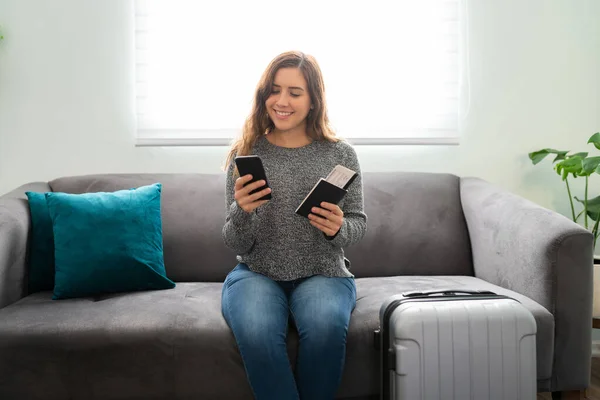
top-left (529, 133), bottom-right (600, 251)
top-left (529, 132), bottom-right (600, 316)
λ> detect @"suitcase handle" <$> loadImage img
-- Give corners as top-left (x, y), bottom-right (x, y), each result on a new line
top-left (401, 289), bottom-right (497, 297)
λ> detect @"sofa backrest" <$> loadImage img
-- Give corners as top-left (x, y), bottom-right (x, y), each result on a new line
top-left (345, 172), bottom-right (473, 278)
top-left (48, 171), bottom-right (473, 282)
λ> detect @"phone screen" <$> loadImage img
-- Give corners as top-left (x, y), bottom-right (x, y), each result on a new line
top-left (234, 155), bottom-right (272, 200)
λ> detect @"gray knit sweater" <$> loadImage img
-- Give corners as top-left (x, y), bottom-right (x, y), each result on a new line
top-left (222, 135), bottom-right (367, 281)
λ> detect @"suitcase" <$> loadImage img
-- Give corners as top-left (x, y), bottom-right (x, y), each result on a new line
top-left (373, 289), bottom-right (537, 400)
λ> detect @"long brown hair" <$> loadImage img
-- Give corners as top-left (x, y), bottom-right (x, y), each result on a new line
top-left (223, 50), bottom-right (339, 171)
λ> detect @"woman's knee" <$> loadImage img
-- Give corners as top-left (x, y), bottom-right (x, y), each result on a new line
top-left (294, 305), bottom-right (351, 347)
top-left (233, 314), bottom-right (287, 348)
top-left (224, 302), bottom-right (288, 356)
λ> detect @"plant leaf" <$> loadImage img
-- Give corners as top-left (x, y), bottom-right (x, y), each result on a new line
top-left (570, 152), bottom-right (589, 160)
top-left (553, 152), bottom-right (569, 162)
top-left (529, 149), bottom-right (569, 165)
top-left (555, 156), bottom-right (584, 179)
top-left (575, 195), bottom-right (600, 221)
top-left (582, 156), bottom-right (600, 175)
top-left (589, 133), bottom-right (600, 150)
top-left (570, 153), bottom-right (590, 176)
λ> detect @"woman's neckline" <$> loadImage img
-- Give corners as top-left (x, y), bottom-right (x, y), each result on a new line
top-left (262, 133), bottom-right (317, 150)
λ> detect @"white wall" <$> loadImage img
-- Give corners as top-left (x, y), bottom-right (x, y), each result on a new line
top-left (0, 0), bottom-right (599, 222)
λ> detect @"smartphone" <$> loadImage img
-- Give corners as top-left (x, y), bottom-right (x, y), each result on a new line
top-left (234, 155), bottom-right (272, 201)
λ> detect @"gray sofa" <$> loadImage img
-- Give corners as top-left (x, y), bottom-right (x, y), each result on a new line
top-left (0, 172), bottom-right (593, 399)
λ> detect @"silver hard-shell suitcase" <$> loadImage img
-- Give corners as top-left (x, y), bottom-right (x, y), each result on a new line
top-left (374, 290), bottom-right (537, 400)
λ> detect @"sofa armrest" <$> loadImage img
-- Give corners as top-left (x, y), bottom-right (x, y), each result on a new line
top-left (460, 177), bottom-right (593, 392)
top-left (0, 182), bottom-right (51, 309)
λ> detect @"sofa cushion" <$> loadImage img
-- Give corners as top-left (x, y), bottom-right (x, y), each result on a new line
top-left (24, 191), bottom-right (55, 293)
top-left (0, 276), bottom-right (553, 399)
top-left (45, 183), bottom-right (175, 300)
top-left (0, 283), bottom-right (254, 400)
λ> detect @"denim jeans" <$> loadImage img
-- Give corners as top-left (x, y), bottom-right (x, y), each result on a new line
top-left (221, 263), bottom-right (357, 400)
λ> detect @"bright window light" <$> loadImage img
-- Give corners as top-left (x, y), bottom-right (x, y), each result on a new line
top-left (134, 0), bottom-right (465, 145)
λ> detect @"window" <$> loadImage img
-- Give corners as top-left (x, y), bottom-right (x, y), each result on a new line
top-left (134, 0), bottom-right (466, 146)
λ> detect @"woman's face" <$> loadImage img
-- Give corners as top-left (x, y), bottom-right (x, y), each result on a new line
top-left (265, 67), bottom-right (312, 135)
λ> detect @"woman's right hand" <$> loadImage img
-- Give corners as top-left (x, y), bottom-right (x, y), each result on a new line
top-left (234, 174), bottom-right (272, 213)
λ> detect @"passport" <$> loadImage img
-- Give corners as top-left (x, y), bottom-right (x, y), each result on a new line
top-left (295, 165), bottom-right (358, 218)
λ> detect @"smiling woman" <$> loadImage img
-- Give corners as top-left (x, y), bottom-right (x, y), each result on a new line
top-left (133, 0), bottom-right (464, 146)
top-left (220, 51), bottom-right (368, 400)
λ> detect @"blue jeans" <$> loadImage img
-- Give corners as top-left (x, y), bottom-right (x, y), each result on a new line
top-left (221, 263), bottom-right (357, 400)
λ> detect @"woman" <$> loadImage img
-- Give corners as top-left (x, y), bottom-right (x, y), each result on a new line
top-left (221, 50), bottom-right (367, 400)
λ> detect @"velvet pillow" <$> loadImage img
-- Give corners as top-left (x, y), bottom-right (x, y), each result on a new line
top-left (24, 191), bottom-right (55, 293)
top-left (44, 183), bottom-right (175, 300)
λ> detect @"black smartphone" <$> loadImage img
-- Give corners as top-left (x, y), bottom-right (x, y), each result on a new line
top-left (234, 155), bottom-right (272, 201)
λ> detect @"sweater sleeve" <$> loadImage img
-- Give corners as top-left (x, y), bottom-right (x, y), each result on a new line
top-left (222, 160), bottom-right (258, 255)
top-left (327, 144), bottom-right (367, 248)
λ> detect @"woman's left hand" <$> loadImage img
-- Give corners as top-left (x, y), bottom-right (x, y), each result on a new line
top-left (308, 202), bottom-right (344, 237)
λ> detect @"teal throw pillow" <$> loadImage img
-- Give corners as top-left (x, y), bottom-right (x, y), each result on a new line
top-left (45, 183), bottom-right (175, 300)
top-left (25, 191), bottom-right (55, 293)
